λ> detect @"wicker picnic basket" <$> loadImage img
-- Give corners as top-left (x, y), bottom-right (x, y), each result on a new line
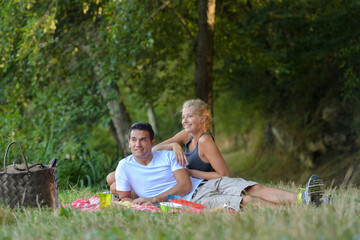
top-left (0, 142), bottom-right (58, 208)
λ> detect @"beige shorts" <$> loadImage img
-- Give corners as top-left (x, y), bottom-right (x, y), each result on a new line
top-left (190, 176), bottom-right (258, 211)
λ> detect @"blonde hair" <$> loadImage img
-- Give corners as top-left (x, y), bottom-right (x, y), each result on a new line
top-left (182, 99), bottom-right (213, 133)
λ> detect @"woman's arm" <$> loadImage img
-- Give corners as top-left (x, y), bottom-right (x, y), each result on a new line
top-left (152, 130), bottom-right (191, 166)
top-left (186, 168), bottom-right (226, 180)
top-left (193, 134), bottom-right (230, 180)
top-left (152, 130), bottom-right (190, 150)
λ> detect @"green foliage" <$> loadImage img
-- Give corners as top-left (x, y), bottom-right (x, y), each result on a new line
top-left (1, 0), bottom-right (360, 189)
top-left (0, 0), bottom-right (197, 188)
top-left (215, 0), bottom-right (360, 128)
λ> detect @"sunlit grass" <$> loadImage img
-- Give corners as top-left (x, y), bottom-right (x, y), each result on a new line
top-left (0, 186), bottom-right (359, 240)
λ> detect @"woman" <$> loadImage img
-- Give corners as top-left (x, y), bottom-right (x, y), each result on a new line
top-left (153, 99), bottom-right (325, 207)
top-left (152, 99), bottom-right (230, 180)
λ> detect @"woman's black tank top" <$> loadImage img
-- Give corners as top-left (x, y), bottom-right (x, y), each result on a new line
top-left (185, 132), bottom-right (214, 172)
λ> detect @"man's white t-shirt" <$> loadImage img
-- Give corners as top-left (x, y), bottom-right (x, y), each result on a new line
top-left (115, 150), bottom-right (203, 201)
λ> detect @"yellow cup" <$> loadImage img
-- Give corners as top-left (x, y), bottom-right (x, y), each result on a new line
top-left (100, 193), bottom-right (112, 209)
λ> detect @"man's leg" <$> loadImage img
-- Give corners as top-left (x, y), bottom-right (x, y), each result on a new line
top-left (244, 184), bottom-right (298, 205)
top-left (106, 171), bottom-right (138, 199)
top-left (106, 171), bottom-right (119, 195)
top-left (106, 171), bottom-right (115, 185)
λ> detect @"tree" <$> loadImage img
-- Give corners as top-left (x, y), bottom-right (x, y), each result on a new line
top-left (214, 0), bottom-right (360, 167)
top-left (195, 0), bottom-right (216, 114)
top-left (100, 81), bottom-right (132, 156)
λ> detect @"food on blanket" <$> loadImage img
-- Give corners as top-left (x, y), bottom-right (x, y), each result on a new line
top-left (159, 202), bottom-right (183, 212)
top-left (167, 195), bottom-right (181, 201)
top-left (114, 201), bottom-right (134, 207)
top-left (170, 199), bottom-right (206, 209)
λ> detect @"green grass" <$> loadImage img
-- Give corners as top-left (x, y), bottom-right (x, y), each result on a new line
top-left (0, 186), bottom-right (359, 240)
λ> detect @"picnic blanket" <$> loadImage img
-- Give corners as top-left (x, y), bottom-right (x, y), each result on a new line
top-left (68, 195), bottom-right (240, 214)
top-left (70, 195), bottom-right (101, 212)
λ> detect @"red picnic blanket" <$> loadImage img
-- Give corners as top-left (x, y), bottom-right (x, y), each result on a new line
top-left (69, 195), bottom-right (240, 214)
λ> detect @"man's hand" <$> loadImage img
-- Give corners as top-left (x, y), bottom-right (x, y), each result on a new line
top-left (132, 197), bottom-right (154, 206)
top-left (119, 191), bottom-right (132, 202)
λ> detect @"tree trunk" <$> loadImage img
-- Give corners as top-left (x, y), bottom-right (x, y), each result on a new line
top-left (100, 80), bottom-right (132, 156)
top-left (195, 0), bottom-right (215, 115)
top-left (109, 120), bottom-right (121, 151)
top-left (146, 101), bottom-right (158, 134)
top-left (82, 23), bottom-right (132, 157)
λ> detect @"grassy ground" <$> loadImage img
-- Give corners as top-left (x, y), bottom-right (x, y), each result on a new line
top-left (0, 186), bottom-right (359, 240)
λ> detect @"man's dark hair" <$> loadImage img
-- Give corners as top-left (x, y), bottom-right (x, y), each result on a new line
top-left (129, 122), bottom-right (155, 140)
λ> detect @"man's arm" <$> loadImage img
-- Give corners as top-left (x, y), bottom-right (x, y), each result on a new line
top-left (132, 168), bottom-right (192, 205)
top-left (117, 190), bottom-right (139, 202)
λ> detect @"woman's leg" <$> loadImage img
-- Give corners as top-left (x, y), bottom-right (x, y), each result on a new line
top-left (241, 195), bottom-right (278, 208)
top-left (244, 184), bottom-right (297, 205)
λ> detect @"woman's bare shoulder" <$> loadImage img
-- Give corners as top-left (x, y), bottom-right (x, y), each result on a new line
top-left (198, 133), bottom-right (217, 148)
top-left (198, 133), bottom-right (215, 142)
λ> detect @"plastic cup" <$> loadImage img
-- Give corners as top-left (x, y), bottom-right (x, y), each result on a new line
top-left (159, 202), bottom-right (183, 212)
top-left (100, 193), bottom-right (112, 209)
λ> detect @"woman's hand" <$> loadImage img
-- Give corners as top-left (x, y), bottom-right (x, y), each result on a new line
top-left (172, 143), bottom-right (188, 167)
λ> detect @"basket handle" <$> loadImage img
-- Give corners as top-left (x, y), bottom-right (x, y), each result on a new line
top-left (3, 141), bottom-right (30, 173)
top-left (49, 158), bottom-right (57, 168)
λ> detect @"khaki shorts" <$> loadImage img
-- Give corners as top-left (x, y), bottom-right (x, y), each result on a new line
top-left (190, 176), bottom-right (258, 211)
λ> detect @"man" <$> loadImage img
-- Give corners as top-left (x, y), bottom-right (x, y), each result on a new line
top-left (114, 122), bottom-right (325, 210)
top-left (115, 122), bottom-right (200, 205)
